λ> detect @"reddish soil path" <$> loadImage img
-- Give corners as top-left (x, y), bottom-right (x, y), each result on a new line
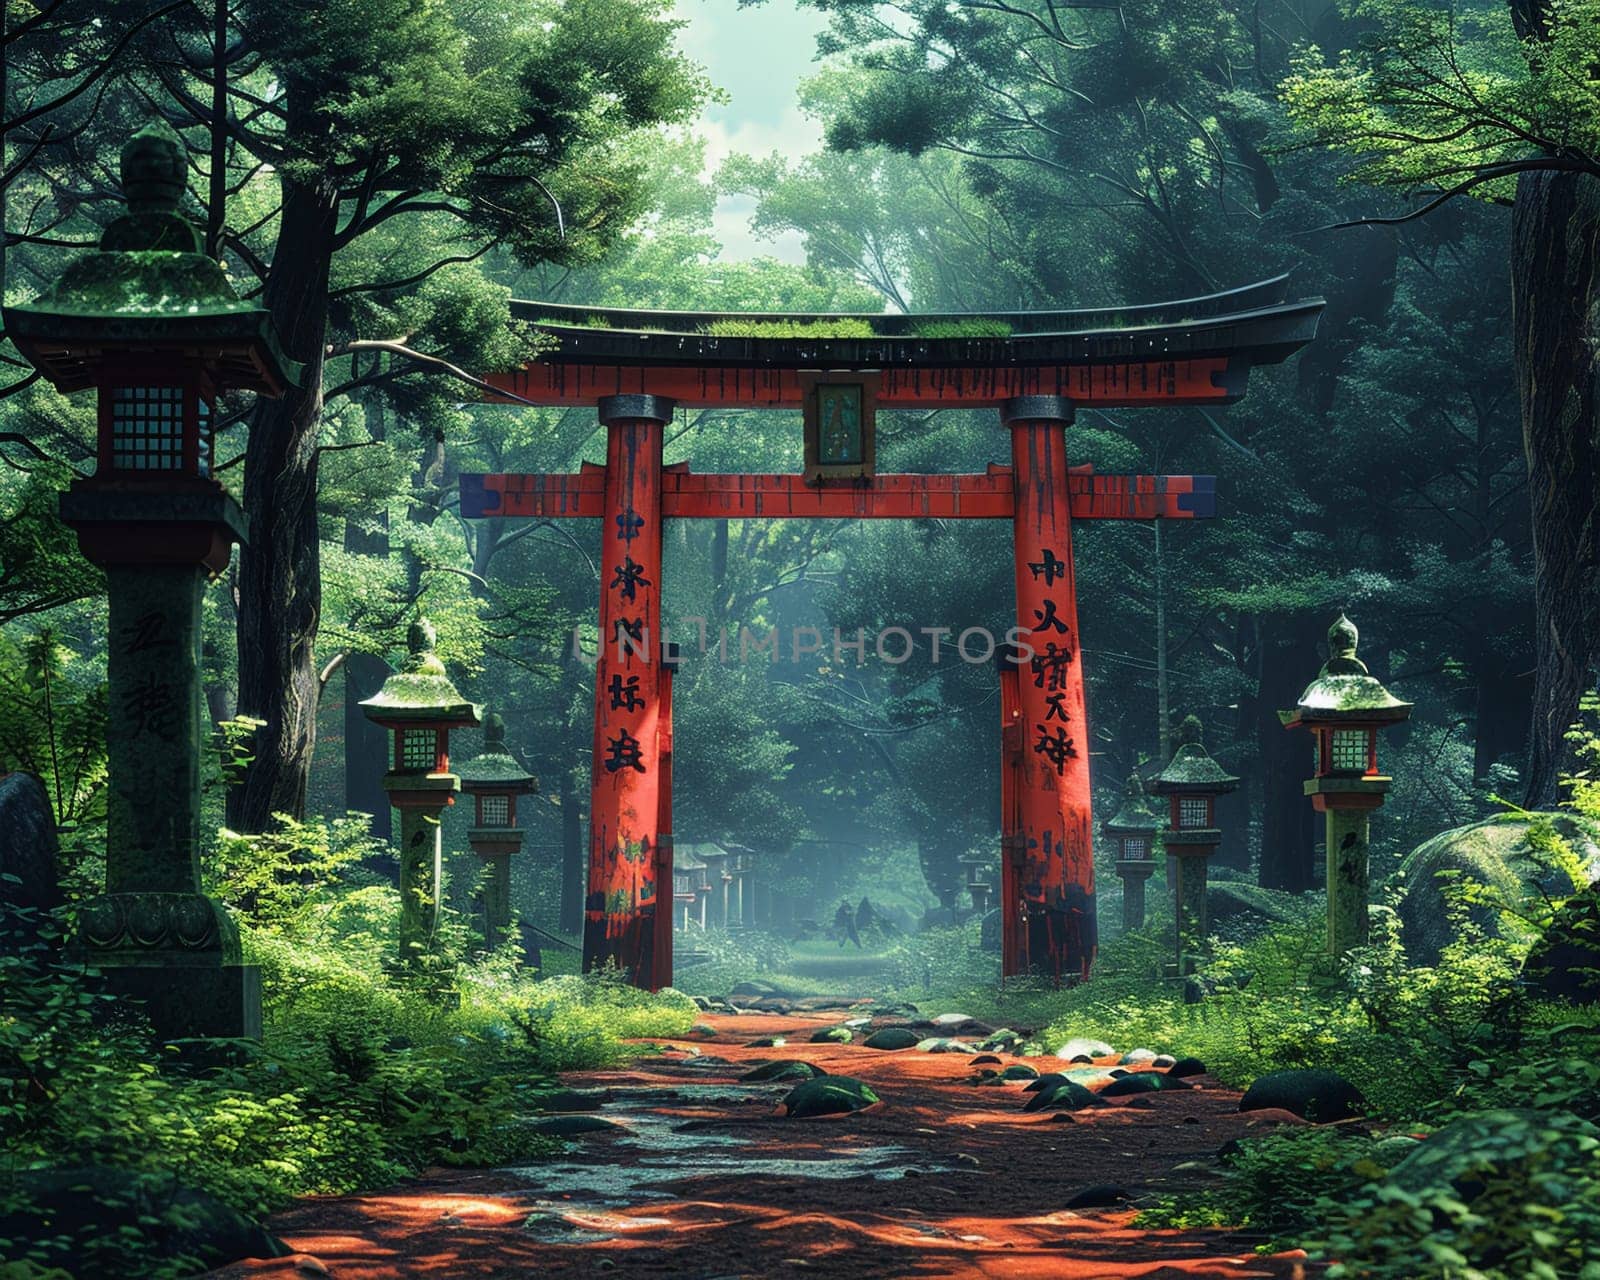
top-left (208, 1010), bottom-right (1317, 1280)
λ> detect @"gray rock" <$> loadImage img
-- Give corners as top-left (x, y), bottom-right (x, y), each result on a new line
top-left (864, 1027), bottom-right (919, 1051)
top-left (741, 1060), bottom-right (826, 1083)
top-left (1119, 1049), bottom-right (1158, 1065)
top-left (0, 773), bottom-right (63, 947)
top-left (1056, 1037), bottom-right (1115, 1060)
top-left (1398, 814), bottom-right (1600, 965)
top-left (1152, 1055), bottom-right (1177, 1068)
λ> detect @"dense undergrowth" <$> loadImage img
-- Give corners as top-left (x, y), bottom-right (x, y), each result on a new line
top-left (0, 814), bottom-right (694, 1279)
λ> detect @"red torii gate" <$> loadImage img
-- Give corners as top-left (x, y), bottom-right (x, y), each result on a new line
top-left (462, 276), bottom-right (1322, 988)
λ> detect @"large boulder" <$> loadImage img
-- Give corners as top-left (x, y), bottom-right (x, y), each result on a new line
top-left (1521, 881), bottom-right (1600, 1005)
top-left (1386, 1108), bottom-right (1600, 1202)
top-left (0, 773), bottom-right (63, 947)
top-left (863, 1027), bottom-right (919, 1051)
top-left (1398, 814), bottom-right (1600, 966)
top-left (0, 1165), bottom-right (290, 1277)
top-left (1240, 1068), bottom-right (1366, 1123)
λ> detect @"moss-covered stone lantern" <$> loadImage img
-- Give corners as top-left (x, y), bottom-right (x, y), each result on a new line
top-left (1280, 614), bottom-right (1413, 956)
top-left (359, 618), bottom-right (481, 966)
top-left (1104, 773), bottom-right (1162, 932)
top-left (456, 709), bottom-right (538, 951)
top-left (1152, 716), bottom-right (1240, 974)
top-left (0, 121), bottom-right (300, 1041)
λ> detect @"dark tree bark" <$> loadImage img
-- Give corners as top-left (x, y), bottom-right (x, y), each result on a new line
top-left (1514, 170), bottom-right (1600, 807)
top-left (559, 764), bottom-right (584, 936)
top-left (228, 170), bottom-right (338, 833)
top-left (1256, 612), bottom-right (1320, 892)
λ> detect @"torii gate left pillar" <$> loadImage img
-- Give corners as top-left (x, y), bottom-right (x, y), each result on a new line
top-left (585, 394), bottom-right (671, 985)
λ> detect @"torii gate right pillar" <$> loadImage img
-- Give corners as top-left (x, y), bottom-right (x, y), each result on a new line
top-left (1004, 396), bottom-right (1096, 981)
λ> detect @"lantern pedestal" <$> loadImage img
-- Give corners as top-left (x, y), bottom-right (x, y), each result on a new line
top-left (384, 774), bottom-right (459, 965)
top-left (1116, 858), bottom-right (1156, 931)
top-left (1308, 780), bottom-right (1389, 955)
top-left (467, 828), bottom-right (523, 950)
top-left (64, 492), bottom-right (259, 1039)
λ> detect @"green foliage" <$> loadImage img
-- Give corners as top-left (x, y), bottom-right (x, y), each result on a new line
top-left (0, 629), bottom-right (106, 846)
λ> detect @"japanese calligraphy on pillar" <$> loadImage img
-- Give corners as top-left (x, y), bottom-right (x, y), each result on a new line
top-left (1007, 399), bottom-right (1097, 983)
top-left (585, 396), bottom-right (671, 988)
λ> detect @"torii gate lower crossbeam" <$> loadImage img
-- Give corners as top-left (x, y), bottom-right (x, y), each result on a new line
top-left (462, 394), bottom-right (1217, 989)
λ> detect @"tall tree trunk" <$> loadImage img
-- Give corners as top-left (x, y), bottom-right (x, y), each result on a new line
top-left (228, 172), bottom-right (337, 832)
top-left (1257, 612), bottom-right (1320, 891)
top-left (1515, 170), bottom-right (1600, 807)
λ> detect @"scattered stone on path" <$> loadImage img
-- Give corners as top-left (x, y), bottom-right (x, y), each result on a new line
top-left (1023, 1072), bottom-right (1066, 1093)
top-left (1101, 1073), bottom-right (1186, 1098)
top-left (810, 1026), bottom-right (853, 1044)
top-left (1056, 1037), bottom-right (1115, 1060)
top-left (531, 1088), bottom-right (610, 1112)
top-left (1119, 1049), bottom-right (1158, 1066)
top-left (932, 1012), bottom-right (976, 1027)
top-left (864, 1027), bottom-right (920, 1051)
top-left (1063, 1184), bottom-right (1134, 1209)
top-left (1152, 1054), bottom-right (1177, 1069)
top-left (917, 1037), bottom-right (979, 1054)
top-left (740, 1060), bottom-right (826, 1083)
top-left (745, 1035), bottom-right (786, 1048)
top-left (1024, 1080), bottom-right (1097, 1113)
top-left (1239, 1068), bottom-right (1367, 1123)
top-left (782, 1075), bottom-right (881, 1118)
top-left (1168, 1056), bottom-right (1208, 1078)
top-left (1000, 1064), bottom-right (1040, 1081)
top-left (969, 1054), bottom-right (1003, 1066)
top-left (687, 1023), bottom-right (717, 1038)
top-left (528, 1115), bottom-right (624, 1136)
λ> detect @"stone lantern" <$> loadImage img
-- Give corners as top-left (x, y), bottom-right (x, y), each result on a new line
top-left (1104, 773), bottom-right (1161, 931)
top-left (1152, 716), bottom-right (1240, 974)
top-left (456, 709), bottom-right (538, 951)
top-left (360, 618), bottom-right (481, 966)
top-left (1, 121), bottom-right (300, 1040)
top-left (960, 850), bottom-right (995, 915)
top-left (1280, 614), bottom-right (1412, 956)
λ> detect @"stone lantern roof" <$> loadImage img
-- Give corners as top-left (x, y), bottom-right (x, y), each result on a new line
top-left (1152, 716), bottom-right (1240, 793)
top-left (360, 618), bottom-right (482, 726)
top-left (457, 711), bottom-right (538, 792)
top-left (2, 120), bottom-right (300, 395)
top-left (1280, 614), bottom-right (1413, 726)
top-left (1104, 772), bottom-right (1161, 835)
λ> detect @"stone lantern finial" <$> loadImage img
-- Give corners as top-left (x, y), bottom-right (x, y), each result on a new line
top-left (1176, 714), bottom-right (1204, 748)
top-left (1324, 613), bottom-right (1369, 675)
top-left (483, 709), bottom-right (506, 749)
top-left (408, 616), bottom-right (437, 657)
top-left (121, 120), bottom-right (186, 214)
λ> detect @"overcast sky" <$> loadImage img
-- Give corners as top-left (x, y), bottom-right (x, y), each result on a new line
top-left (670, 1), bottom-right (828, 262)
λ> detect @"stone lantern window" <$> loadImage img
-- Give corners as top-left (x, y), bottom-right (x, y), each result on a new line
top-left (400, 727), bottom-right (441, 771)
top-left (1330, 728), bottom-right (1371, 774)
top-left (479, 794), bottom-right (510, 827)
top-left (1123, 836), bottom-right (1149, 860)
top-left (1178, 796), bottom-right (1209, 829)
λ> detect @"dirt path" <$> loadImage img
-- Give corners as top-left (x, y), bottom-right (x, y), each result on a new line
top-left (209, 1009), bottom-right (1317, 1280)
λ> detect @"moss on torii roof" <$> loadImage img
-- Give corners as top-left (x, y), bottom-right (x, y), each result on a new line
top-left (359, 618), bottom-right (482, 726)
top-left (457, 710), bottom-right (538, 791)
top-left (1152, 716), bottom-right (1241, 793)
top-left (1279, 614), bottom-right (1413, 727)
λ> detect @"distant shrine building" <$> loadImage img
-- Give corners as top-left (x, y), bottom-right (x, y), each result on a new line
top-left (462, 277), bottom-right (1323, 988)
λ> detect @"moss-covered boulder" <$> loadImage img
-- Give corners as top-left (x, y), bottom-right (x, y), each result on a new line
top-left (782, 1076), bottom-right (881, 1118)
top-left (1240, 1068), bottom-right (1366, 1123)
top-left (741, 1060), bottom-right (826, 1083)
top-left (1101, 1072), bottom-right (1190, 1097)
top-left (1023, 1080), bottom-right (1097, 1112)
top-left (864, 1027), bottom-right (920, 1051)
top-left (528, 1114), bottom-right (624, 1136)
top-left (1000, 1064), bottom-right (1040, 1081)
top-left (1206, 880), bottom-right (1305, 932)
top-left (1397, 814), bottom-right (1599, 965)
top-left (1385, 1109), bottom-right (1600, 1202)
top-left (810, 1026), bottom-right (854, 1044)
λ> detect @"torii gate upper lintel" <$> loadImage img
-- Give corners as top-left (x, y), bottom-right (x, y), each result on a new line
top-left (461, 278), bottom-right (1323, 989)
